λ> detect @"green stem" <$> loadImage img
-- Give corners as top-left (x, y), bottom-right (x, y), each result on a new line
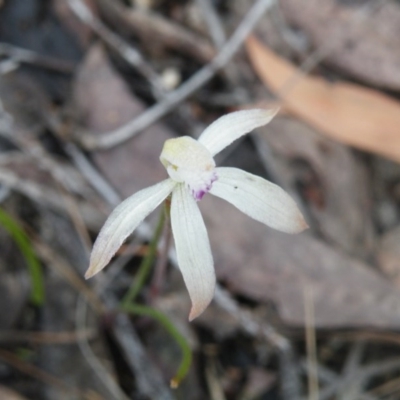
top-left (121, 207), bottom-right (166, 307)
top-left (0, 208), bottom-right (44, 306)
top-left (122, 303), bottom-right (192, 388)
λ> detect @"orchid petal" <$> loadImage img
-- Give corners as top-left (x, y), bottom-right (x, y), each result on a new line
top-left (86, 179), bottom-right (176, 279)
top-left (171, 184), bottom-right (215, 321)
top-left (198, 109), bottom-right (278, 156)
top-left (210, 167), bottom-right (308, 233)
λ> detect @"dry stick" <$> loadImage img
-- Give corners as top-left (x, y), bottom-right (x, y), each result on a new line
top-left (367, 375), bottom-right (400, 398)
top-left (66, 0), bottom-right (165, 98)
top-left (0, 165), bottom-right (101, 229)
top-left (205, 354), bottom-right (227, 400)
top-left (194, 0), bottom-right (241, 86)
top-left (76, 0), bottom-right (212, 137)
top-left (98, 0), bottom-right (216, 63)
top-left (0, 155), bottom-right (102, 230)
top-left (0, 59), bottom-right (19, 75)
top-left (195, 0), bottom-right (226, 49)
top-left (75, 295), bottom-right (131, 400)
top-left (112, 311), bottom-right (174, 400)
top-left (299, 359), bottom-right (337, 386)
top-left (331, 331), bottom-right (400, 347)
top-left (0, 43), bottom-right (75, 73)
top-left (0, 349), bottom-right (102, 400)
top-left (0, 105), bottom-right (98, 203)
top-left (63, 143), bottom-right (121, 207)
top-left (339, 341), bottom-right (366, 400)
top-left (213, 285), bottom-right (301, 400)
top-left (319, 358), bottom-right (400, 400)
top-left (0, 329), bottom-right (95, 344)
top-left (79, 0), bottom-right (276, 150)
top-left (33, 240), bottom-right (104, 314)
top-left (298, 360), bottom-right (377, 400)
top-left (303, 284), bottom-right (319, 400)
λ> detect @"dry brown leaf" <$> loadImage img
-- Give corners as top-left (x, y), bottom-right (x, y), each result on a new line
top-left (246, 35), bottom-right (400, 163)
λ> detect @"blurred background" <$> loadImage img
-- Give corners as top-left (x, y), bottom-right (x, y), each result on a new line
top-left (1, 0), bottom-right (400, 399)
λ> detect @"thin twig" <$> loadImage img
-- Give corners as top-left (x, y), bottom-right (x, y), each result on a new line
top-left (76, 295), bottom-right (130, 400)
top-left (79, 0), bottom-right (276, 150)
top-left (108, 300), bottom-right (174, 400)
top-left (304, 284), bottom-right (319, 400)
top-left (195, 0), bottom-right (226, 49)
top-left (319, 358), bottom-right (400, 400)
top-left (204, 352), bottom-right (226, 400)
top-left (0, 329), bottom-right (96, 344)
top-left (63, 142), bottom-right (121, 207)
top-left (339, 341), bottom-right (366, 400)
top-left (33, 240), bottom-right (104, 313)
top-left (97, 0), bottom-right (216, 63)
top-left (0, 349), bottom-right (102, 400)
top-left (212, 285), bottom-right (301, 400)
top-left (67, 0), bottom-right (165, 97)
top-left (367, 375), bottom-right (400, 398)
top-left (298, 359), bottom-right (377, 400)
top-left (214, 285), bottom-right (289, 351)
top-left (0, 43), bottom-right (75, 73)
top-left (0, 59), bottom-right (19, 74)
top-left (0, 166), bottom-right (102, 227)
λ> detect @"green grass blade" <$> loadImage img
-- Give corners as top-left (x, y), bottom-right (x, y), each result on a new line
top-left (122, 303), bottom-right (192, 387)
top-left (0, 208), bottom-right (44, 306)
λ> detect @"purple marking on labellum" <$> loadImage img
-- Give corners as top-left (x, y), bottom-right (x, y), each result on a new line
top-left (192, 171), bottom-right (218, 201)
top-left (194, 190), bottom-right (206, 201)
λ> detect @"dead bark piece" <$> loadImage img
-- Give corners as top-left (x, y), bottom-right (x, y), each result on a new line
top-left (246, 36), bottom-right (400, 163)
top-left (280, 0), bottom-right (400, 90)
top-left (73, 44), bottom-right (173, 197)
top-left (254, 117), bottom-right (374, 259)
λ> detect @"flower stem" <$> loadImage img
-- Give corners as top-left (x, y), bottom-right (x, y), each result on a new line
top-left (122, 303), bottom-right (192, 388)
top-left (121, 206), bottom-right (166, 307)
top-left (120, 200), bottom-right (192, 386)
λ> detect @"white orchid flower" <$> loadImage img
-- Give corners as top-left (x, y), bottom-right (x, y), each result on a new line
top-left (86, 109), bottom-right (307, 320)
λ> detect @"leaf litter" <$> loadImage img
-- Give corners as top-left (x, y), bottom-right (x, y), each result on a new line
top-left (1, 0), bottom-right (400, 399)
